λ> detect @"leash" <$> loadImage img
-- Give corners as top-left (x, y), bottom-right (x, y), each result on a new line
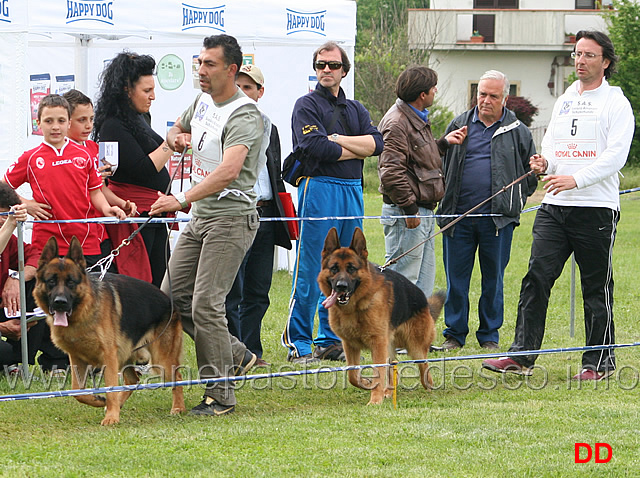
top-left (83, 149), bottom-right (187, 356)
top-left (131, 149), bottom-right (188, 355)
top-left (380, 170), bottom-right (537, 271)
top-left (88, 149), bottom-right (187, 280)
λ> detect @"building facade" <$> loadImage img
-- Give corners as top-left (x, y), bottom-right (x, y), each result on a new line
top-left (409, 0), bottom-right (612, 140)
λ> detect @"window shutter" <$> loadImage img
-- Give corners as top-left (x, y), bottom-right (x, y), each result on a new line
top-left (473, 14), bottom-right (495, 42)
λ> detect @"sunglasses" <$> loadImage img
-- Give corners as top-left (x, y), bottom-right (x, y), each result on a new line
top-left (315, 61), bottom-right (343, 71)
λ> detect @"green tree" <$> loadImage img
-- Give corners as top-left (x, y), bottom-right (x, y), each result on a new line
top-left (606, 0), bottom-right (640, 164)
top-left (354, 0), bottom-right (452, 137)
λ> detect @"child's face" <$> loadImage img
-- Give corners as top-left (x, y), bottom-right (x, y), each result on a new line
top-left (68, 103), bottom-right (94, 143)
top-left (37, 106), bottom-right (69, 148)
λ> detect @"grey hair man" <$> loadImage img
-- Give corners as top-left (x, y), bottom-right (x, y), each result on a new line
top-left (437, 69), bottom-right (537, 351)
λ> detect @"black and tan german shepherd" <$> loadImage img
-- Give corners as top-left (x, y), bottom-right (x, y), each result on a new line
top-left (318, 227), bottom-right (445, 405)
top-left (34, 236), bottom-right (185, 425)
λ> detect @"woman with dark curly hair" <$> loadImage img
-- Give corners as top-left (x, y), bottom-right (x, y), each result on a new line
top-left (94, 52), bottom-right (174, 287)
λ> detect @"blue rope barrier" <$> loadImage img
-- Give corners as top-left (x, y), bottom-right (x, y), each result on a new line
top-left (19, 185), bottom-right (639, 226)
top-left (2, 341), bottom-right (638, 403)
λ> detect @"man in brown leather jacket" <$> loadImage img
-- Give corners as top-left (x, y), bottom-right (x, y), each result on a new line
top-left (378, 66), bottom-right (466, 298)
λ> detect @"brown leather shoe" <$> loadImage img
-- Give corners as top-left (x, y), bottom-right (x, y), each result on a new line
top-left (480, 341), bottom-right (499, 350)
top-left (441, 336), bottom-right (462, 350)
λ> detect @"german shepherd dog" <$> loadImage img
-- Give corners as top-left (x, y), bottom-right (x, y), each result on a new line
top-left (318, 227), bottom-right (445, 405)
top-left (34, 236), bottom-right (185, 425)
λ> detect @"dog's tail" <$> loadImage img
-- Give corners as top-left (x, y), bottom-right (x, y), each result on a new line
top-left (427, 290), bottom-right (446, 322)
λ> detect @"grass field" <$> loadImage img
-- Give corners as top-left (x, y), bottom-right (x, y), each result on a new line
top-left (2, 169), bottom-right (640, 477)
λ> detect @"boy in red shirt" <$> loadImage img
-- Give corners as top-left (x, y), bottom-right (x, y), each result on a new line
top-left (3, 94), bottom-right (126, 269)
top-left (63, 88), bottom-right (136, 213)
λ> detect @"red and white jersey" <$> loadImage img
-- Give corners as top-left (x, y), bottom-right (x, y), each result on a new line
top-left (4, 138), bottom-right (104, 258)
top-left (72, 139), bottom-right (106, 242)
top-left (79, 139), bottom-right (100, 170)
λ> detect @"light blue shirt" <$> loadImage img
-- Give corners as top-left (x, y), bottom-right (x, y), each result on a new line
top-left (408, 103), bottom-right (429, 123)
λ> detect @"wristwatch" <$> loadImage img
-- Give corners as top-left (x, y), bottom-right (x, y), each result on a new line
top-left (330, 133), bottom-right (339, 142)
top-left (8, 270), bottom-right (19, 280)
top-left (173, 192), bottom-right (189, 209)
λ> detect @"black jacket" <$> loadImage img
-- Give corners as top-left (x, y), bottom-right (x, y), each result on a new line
top-left (437, 108), bottom-right (537, 234)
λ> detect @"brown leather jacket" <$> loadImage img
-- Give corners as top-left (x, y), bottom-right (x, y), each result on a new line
top-left (377, 99), bottom-right (448, 215)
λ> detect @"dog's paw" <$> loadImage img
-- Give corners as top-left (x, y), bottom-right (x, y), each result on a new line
top-left (384, 387), bottom-right (394, 399)
top-left (366, 396), bottom-right (384, 405)
top-left (100, 414), bottom-right (120, 426)
top-left (170, 406), bottom-right (186, 415)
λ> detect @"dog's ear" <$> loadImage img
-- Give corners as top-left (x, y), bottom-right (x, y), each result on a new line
top-left (38, 236), bottom-right (59, 270)
top-left (349, 227), bottom-right (368, 261)
top-left (322, 227), bottom-right (341, 259)
top-left (65, 236), bottom-right (87, 271)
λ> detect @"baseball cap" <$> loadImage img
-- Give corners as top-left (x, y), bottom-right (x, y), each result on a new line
top-left (239, 64), bottom-right (264, 87)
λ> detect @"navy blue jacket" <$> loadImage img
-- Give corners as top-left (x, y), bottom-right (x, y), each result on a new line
top-left (291, 83), bottom-right (383, 179)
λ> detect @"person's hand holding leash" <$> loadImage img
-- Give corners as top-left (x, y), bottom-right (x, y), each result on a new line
top-left (149, 192), bottom-right (181, 216)
top-left (529, 154), bottom-right (547, 175)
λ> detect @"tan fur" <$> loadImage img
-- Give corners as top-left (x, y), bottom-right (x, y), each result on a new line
top-left (318, 228), bottom-right (444, 405)
top-left (34, 237), bottom-right (185, 425)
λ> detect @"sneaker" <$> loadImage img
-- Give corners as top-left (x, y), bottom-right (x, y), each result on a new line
top-left (572, 368), bottom-right (614, 381)
top-left (480, 341), bottom-right (499, 350)
top-left (313, 343), bottom-right (346, 361)
top-left (441, 336), bottom-right (462, 350)
top-left (190, 396), bottom-right (235, 416)
top-left (134, 364), bottom-right (151, 375)
top-left (287, 353), bottom-right (320, 365)
top-left (5, 364), bottom-right (21, 376)
top-left (482, 357), bottom-right (532, 376)
top-left (234, 350), bottom-right (257, 376)
top-left (48, 368), bottom-right (67, 379)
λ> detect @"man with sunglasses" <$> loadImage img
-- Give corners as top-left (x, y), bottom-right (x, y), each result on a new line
top-left (483, 30), bottom-right (634, 381)
top-left (282, 41), bottom-right (383, 364)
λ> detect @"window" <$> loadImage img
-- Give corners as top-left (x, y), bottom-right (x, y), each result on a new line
top-left (575, 0), bottom-right (596, 8)
top-left (474, 0), bottom-right (518, 8)
top-left (473, 15), bottom-right (495, 42)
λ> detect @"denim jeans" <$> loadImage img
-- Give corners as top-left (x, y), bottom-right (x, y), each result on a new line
top-left (381, 203), bottom-right (436, 298)
top-left (442, 218), bottom-right (514, 346)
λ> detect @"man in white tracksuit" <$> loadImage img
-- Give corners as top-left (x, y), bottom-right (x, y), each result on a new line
top-left (483, 30), bottom-right (635, 381)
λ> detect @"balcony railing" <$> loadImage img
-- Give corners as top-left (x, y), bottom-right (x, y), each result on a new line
top-left (408, 9), bottom-right (607, 51)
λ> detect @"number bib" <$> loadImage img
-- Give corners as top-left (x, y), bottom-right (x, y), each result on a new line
top-left (189, 93), bottom-right (254, 184)
top-left (552, 100), bottom-right (599, 163)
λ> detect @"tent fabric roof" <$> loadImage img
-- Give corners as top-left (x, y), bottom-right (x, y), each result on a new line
top-left (1, 0), bottom-right (356, 45)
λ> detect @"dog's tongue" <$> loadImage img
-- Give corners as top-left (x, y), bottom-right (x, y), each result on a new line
top-left (322, 290), bottom-right (338, 309)
top-left (53, 311), bottom-right (69, 327)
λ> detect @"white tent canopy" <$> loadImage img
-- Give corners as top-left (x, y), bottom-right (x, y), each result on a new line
top-left (1, 0), bottom-right (356, 172)
top-left (1, 0), bottom-right (356, 267)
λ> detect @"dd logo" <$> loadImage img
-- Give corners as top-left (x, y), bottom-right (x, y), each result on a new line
top-left (574, 443), bottom-right (612, 463)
